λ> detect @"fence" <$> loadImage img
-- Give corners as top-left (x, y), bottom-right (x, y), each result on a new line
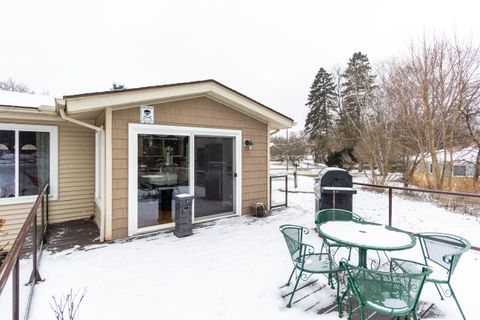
top-left (0, 184), bottom-right (49, 320)
top-left (353, 181), bottom-right (480, 251)
top-left (270, 175), bottom-right (288, 209)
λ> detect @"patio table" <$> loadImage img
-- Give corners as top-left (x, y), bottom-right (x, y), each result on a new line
top-left (317, 220), bottom-right (416, 268)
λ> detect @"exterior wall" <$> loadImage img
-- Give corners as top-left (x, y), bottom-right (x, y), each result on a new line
top-left (0, 118), bottom-right (95, 246)
top-left (111, 97), bottom-right (268, 239)
top-left (416, 162), bottom-right (476, 177)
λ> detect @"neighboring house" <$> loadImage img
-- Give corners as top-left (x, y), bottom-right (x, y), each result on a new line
top-left (416, 146), bottom-right (479, 178)
top-left (0, 80), bottom-right (294, 243)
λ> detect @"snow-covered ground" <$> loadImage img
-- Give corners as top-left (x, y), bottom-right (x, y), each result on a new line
top-left (23, 175), bottom-right (480, 319)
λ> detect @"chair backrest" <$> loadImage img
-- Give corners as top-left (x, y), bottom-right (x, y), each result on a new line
top-left (314, 208), bottom-right (363, 225)
top-left (341, 261), bottom-right (431, 314)
top-left (418, 232), bottom-right (471, 276)
top-left (279, 225), bottom-right (313, 265)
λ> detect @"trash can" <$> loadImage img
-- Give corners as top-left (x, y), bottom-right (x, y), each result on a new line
top-left (314, 168), bottom-right (356, 212)
top-left (173, 193), bottom-right (194, 238)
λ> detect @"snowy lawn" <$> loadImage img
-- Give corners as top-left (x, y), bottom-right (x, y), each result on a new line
top-left (27, 175), bottom-right (480, 319)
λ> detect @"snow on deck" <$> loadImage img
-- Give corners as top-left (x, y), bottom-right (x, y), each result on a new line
top-left (21, 175), bottom-right (480, 319)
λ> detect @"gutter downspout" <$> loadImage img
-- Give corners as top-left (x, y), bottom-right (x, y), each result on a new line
top-left (55, 98), bottom-right (107, 242)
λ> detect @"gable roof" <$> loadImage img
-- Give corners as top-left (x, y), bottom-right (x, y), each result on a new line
top-left (62, 80), bottom-right (294, 129)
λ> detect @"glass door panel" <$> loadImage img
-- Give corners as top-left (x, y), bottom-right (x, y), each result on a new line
top-left (137, 134), bottom-right (189, 228)
top-left (194, 136), bottom-right (234, 218)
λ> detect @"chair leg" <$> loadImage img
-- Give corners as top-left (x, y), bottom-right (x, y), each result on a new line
top-left (359, 305), bottom-right (365, 320)
top-left (285, 267), bottom-right (295, 286)
top-left (448, 284), bottom-right (467, 320)
top-left (434, 283), bottom-right (444, 300)
top-left (347, 293), bottom-right (353, 320)
top-left (287, 270), bottom-right (303, 308)
top-left (335, 272), bottom-right (342, 317)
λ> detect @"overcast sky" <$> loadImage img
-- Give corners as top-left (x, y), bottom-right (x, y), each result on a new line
top-left (1, 0), bottom-right (479, 131)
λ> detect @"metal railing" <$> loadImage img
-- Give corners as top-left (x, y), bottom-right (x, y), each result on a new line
top-left (353, 181), bottom-right (480, 251)
top-left (270, 175), bottom-right (288, 209)
top-left (0, 184), bottom-right (49, 320)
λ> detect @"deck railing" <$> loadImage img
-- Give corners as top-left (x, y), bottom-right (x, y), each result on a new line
top-left (353, 181), bottom-right (480, 251)
top-left (0, 184), bottom-right (49, 320)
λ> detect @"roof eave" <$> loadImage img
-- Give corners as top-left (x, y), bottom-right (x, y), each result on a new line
top-left (64, 81), bottom-right (294, 129)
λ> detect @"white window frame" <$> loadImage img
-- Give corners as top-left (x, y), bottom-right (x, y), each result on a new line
top-left (0, 123), bottom-right (58, 205)
top-left (128, 123), bottom-right (242, 236)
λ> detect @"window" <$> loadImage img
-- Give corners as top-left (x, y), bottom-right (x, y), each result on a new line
top-left (0, 124), bottom-right (58, 204)
top-left (453, 165), bottom-right (466, 177)
top-left (95, 130), bottom-right (103, 201)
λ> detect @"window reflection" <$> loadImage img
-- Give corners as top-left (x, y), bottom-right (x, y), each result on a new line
top-left (0, 131), bottom-right (15, 198)
top-left (19, 132), bottom-right (50, 196)
top-left (137, 135), bottom-right (189, 228)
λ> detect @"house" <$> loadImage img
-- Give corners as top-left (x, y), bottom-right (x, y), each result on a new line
top-left (417, 146), bottom-right (479, 178)
top-left (0, 80), bottom-right (294, 243)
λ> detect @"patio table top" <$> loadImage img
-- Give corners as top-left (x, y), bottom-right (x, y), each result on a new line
top-left (317, 220), bottom-right (416, 251)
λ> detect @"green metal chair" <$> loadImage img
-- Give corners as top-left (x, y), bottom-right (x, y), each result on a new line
top-left (341, 261), bottom-right (431, 320)
top-left (391, 232), bottom-right (471, 320)
top-left (314, 209), bottom-right (364, 258)
top-left (279, 224), bottom-right (340, 309)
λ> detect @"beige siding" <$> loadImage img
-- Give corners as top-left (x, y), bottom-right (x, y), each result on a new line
top-left (0, 119), bottom-right (95, 247)
top-left (111, 97), bottom-right (268, 239)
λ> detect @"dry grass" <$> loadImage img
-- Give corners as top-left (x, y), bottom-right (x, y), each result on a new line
top-left (411, 173), bottom-right (480, 215)
top-left (411, 173), bottom-right (480, 194)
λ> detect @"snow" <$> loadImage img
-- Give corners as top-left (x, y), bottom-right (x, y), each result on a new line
top-left (12, 175), bottom-right (480, 319)
top-left (423, 146), bottom-right (479, 164)
top-left (318, 221), bottom-right (414, 250)
top-left (0, 90), bottom-right (55, 109)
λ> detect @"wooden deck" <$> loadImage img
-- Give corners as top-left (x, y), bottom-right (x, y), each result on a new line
top-left (43, 219), bottom-right (440, 319)
top-left (45, 218), bottom-right (103, 253)
top-left (280, 279), bottom-right (440, 319)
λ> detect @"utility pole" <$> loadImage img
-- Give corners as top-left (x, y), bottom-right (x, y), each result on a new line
top-left (286, 128), bottom-right (289, 173)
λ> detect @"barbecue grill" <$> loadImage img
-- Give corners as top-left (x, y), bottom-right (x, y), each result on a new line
top-left (314, 167), bottom-right (356, 212)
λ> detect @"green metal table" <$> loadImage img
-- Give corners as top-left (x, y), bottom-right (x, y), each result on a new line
top-left (317, 220), bottom-right (416, 268)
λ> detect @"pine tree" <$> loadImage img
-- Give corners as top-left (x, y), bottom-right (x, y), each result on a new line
top-left (337, 52), bottom-right (376, 150)
top-left (304, 68), bottom-right (338, 162)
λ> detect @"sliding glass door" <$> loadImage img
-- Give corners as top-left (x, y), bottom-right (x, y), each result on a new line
top-left (129, 124), bottom-right (240, 235)
top-left (194, 137), bottom-right (235, 219)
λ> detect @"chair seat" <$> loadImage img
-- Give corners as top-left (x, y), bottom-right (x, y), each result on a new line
top-left (294, 253), bottom-right (337, 273)
top-left (366, 298), bottom-right (410, 315)
top-left (392, 258), bottom-right (449, 283)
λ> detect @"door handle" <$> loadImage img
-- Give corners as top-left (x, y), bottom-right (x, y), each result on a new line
top-left (234, 173), bottom-right (237, 178)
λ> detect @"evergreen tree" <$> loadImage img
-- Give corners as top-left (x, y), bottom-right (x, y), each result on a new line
top-left (304, 68), bottom-right (337, 162)
top-left (337, 52), bottom-right (376, 150)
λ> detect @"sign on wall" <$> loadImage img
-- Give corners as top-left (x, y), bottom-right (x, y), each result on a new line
top-left (140, 105), bottom-right (154, 124)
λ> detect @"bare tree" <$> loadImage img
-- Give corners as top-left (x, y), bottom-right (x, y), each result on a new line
top-left (0, 78), bottom-right (34, 93)
top-left (384, 35), bottom-right (478, 190)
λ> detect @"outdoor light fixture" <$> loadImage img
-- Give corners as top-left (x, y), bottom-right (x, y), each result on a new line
top-left (244, 139), bottom-right (254, 150)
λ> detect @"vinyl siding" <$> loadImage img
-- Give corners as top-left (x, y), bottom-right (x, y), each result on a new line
top-left (111, 97), bottom-right (268, 239)
top-left (0, 119), bottom-right (95, 248)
